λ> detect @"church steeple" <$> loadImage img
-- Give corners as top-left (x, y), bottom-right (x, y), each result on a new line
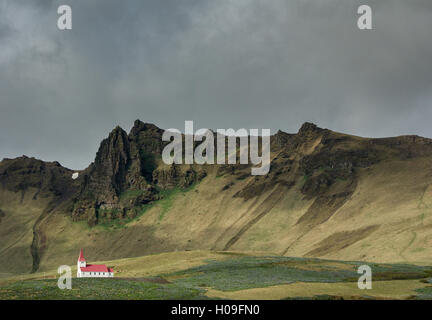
top-left (77, 249), bottom-right (86, 268)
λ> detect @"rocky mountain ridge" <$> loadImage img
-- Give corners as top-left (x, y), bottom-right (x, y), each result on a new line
top-left (3, 120), bottom-right (432, 227)
top-left (2, 120), bottom-right (432, 274)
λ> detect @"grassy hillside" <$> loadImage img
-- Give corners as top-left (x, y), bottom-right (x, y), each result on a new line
top-left (0, 188), bottom-right (53, 276)
top-left (1, 156), bottom-right (432, 276)
top-left (2, 122), bottom-right (432, 277)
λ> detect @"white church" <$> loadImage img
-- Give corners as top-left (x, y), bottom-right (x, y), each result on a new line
top-left (77, 249), bottom-right (114, 278)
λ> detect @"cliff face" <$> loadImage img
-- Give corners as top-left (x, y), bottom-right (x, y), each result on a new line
top-left (0, 156), bottom-right (78, 201)
top-left (70, 120), bottom-right (208, 226)
top-left (4, 120), bottom-right (432, 227)
top-left (2, 120), bottom-right (432, 274)
top-left (71, 126), bottom-right (133, 225)
top-left (61, 120), bottom-right (432, 230)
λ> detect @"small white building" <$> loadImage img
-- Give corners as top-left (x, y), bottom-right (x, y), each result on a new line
top-left (77, 249), bottom-right (114, 278)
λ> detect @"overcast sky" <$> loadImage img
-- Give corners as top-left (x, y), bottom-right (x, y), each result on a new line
top-left (1, 0), bottom-right (431, 169)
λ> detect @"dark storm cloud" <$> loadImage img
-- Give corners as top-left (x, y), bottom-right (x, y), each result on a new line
top-left (0, 0), bottom-right (431, 169)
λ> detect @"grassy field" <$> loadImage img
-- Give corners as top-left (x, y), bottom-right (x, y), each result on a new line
top-left (1, 251), bottom-right (432, 300)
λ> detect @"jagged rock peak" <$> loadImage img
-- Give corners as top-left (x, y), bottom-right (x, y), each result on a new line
top-left (297, 122), bottom-right (324, 135)
top-left (83, 125), bottom-right (132, 206)
top-left (130, 119), bottom-right (162, 137)
top-left (273, 129), bottom-right (291, 140)
top-left (109, 125), bottom-right (127, 136)
top-left (95, 125), bottom-right (130, 166)
top-left (271, 129), bottom-right (294, 149)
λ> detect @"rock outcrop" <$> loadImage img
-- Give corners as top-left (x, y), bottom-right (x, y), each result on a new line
top-left (0, 156), bottom-right (77, 200)
top-left (4, 120), bottom-right (432, 273)
top-left (4, 120), bottom-right (432, 228)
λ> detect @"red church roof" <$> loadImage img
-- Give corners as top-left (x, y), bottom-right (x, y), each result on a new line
top-left (78, 249), bottom-right (86, 262)
top-left (78, 249), bottom-right (113, 273)
top-left (80, 264), bottom-right (112, 273)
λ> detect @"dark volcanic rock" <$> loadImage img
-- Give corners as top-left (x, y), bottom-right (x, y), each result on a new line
top-left (72, 126), bottom-right (132, 220)
top-left (127, 119), bottom-right (164, 185)
top-left (93, 126), bottom-right (131, 197)
top-left (0, 156), bottom-right (76, 200)
top-left (152, 165), bottom-right (207, 188)
top-left (4, 120), bottom-right (432, 227)
top-left (71, 120), bottom-right (207, 224)
top-left (75, 126), bottom-right (131, 207)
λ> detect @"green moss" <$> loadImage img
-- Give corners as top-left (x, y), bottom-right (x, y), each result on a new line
top-left (0, 278), bottom-right (209, 300)
top-left (96, 205), bottom-right (152, 231)
top-left (156, 184), bottom-right (197, 221)
top-left (163, 256), bottom-right (359, 291)
top-left (65, 216), bottom-right (92, 231)
top-left (119, 189), bottom-right (146, 201)
top-left (164, 256), bottom-right (432, 292)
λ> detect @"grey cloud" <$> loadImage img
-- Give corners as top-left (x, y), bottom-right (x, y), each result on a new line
top-left (0, 0), bottom-right (431, 169)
